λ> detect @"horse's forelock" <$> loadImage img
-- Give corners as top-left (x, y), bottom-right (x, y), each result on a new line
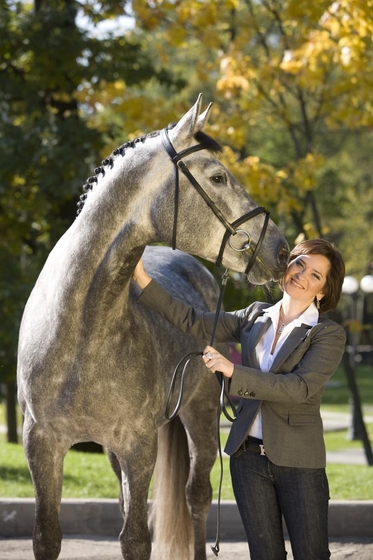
top-left (194, 130), bottom-right (223, 154)
top-left (167, 122), bottom-right (223, 154)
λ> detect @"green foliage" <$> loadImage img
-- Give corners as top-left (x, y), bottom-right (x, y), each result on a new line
top-left (0, 249), bottom-right (37, 384)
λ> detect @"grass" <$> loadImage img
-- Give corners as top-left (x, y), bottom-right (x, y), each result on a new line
top-left (1, 363), bottom-right (373, 501)
top-left (1, 432), bottom-right (373, 500)
top-left (0, 442), bottom-right (120, 499)
top-left (325, 464), bottom-right (373, 499)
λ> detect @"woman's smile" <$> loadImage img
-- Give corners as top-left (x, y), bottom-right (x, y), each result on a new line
top-left (289, 276), bottom-right (304, 289)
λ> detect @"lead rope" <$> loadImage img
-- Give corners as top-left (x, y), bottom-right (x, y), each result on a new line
top-left (209, 269), bottom-right (236, 557)
top-left (164, 268), bottom-right (237, 557)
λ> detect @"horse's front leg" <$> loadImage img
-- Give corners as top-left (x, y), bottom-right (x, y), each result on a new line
top-left (113, 433), bottom-right (158, 560)
top-left (23, 412), bottom-right (68, 560)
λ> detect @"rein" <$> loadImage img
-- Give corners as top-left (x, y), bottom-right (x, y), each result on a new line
top-left (161, 127), bottom-right (270, 556)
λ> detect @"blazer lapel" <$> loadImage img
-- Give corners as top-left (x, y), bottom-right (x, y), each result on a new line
top-left (271, 323), bottom-right (312, 371)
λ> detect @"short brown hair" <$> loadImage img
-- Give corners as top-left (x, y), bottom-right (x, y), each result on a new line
top-left (287, 239), bottom-right (345, 314)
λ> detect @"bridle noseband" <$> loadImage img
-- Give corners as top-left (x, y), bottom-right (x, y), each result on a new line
top-left (161, 127), bottom-right (270, 275)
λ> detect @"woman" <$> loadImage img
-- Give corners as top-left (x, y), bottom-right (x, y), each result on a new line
top-left (133, 238), bottom-right (346, 560)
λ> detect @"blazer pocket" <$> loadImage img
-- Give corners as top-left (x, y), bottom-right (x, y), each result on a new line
top-left (288, 413), bottom-right (323, 427)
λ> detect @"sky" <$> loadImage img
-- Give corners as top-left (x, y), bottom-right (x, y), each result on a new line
top-left (76, 2), bottom-right (134, 37)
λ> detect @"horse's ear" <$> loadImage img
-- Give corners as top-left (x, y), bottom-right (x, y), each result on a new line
top-left (195, 102), bottom-right (213, 131)
top-left (170, 94), bottom-right (211, 144)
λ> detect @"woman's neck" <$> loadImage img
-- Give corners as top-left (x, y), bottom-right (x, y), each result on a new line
top-left (280, 296), bottom-right (312, 324)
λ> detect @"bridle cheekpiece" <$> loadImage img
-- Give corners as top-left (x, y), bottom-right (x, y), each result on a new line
top-left (161, 127), bottom-right (270, 275)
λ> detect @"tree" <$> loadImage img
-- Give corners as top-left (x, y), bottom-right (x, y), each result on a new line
top-left (0, 0), bottom-right (178, 440)
top-left (127, 0), bottom-right (373, 265)
top-left (2, 0), bottom-right (373, 438)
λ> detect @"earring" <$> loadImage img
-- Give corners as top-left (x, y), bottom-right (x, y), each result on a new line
top-left (316, 298), bottom-right (320, 311)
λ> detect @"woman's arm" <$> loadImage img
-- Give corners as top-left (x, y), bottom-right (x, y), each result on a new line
top-left (133, 258), bottom-right (152, 290)
top-left (133, 259), bottom-right (247, 343)
top-left (227, 323), bottom-right (346, 404)
top-left (201, 322), bottom-right (346, 407)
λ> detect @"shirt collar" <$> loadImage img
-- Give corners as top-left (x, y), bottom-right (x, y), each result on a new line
top-left (263, 299), bottom-right (319, 329)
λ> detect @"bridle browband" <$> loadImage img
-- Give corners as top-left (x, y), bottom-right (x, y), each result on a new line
top-left (161, 127), bottom-right (270, 274)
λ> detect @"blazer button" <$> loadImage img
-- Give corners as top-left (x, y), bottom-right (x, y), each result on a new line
top-left (238, 389), bottom-right (243, 396)
top-left (244, 391), bottom-right (249, 396)
top-left (249, 391), bottom-right (256, 398)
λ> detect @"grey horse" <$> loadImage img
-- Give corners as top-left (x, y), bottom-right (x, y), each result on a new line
top-left (17, 95), bottom-right (289, 560)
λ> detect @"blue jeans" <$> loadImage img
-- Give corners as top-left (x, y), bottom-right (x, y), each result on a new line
top-left (230, 448), bottom-right (330, 560)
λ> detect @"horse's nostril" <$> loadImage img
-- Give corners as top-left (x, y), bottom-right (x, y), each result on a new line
top-left (278, 244), bottom-right (290, 266)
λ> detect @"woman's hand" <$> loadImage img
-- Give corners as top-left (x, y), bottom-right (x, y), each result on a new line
top-left (133, 258), bottom-right (152, 290)
top-left (202, 345), bottom-right (234, 378)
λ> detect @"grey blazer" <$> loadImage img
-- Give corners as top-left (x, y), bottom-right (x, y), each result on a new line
top-left (139, 280), bottom-right (346, 468)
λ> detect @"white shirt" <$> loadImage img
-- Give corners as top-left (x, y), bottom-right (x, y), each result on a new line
top-left (248, 300), bottom-right (319, 440)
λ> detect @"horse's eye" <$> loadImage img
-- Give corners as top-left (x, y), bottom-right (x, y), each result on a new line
top-left (210, 174), bottom-right (226, 184)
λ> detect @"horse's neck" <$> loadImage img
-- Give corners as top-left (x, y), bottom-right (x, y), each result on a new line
top-left (40, 151), bottom-right (161, 305)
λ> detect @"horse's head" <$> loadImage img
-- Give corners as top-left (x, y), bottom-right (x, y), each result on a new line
top-left (159, 94), bottom-right (289, 284)
top-left (75, 94), bottom-right (288, 285)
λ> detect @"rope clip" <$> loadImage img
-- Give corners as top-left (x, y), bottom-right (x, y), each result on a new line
top-left (221, 268), bottom-right (229, 286)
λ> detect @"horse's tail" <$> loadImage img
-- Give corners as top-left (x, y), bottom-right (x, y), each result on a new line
top-left (150, 415), bottom-right (194, 560)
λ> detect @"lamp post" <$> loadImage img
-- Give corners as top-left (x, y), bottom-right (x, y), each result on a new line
top-left (360, 275), bottom-right (373, 296)
top-left (341, 275), bottom-right (373, 465)
top-left (342, 275), bottom-right (373, 362)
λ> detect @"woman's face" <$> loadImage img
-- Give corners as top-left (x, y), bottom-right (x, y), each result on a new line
top-left (282, 253), bottom-right (330, 306)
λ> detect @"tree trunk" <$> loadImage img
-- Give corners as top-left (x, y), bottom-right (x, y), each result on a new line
top-left (306, 191), bottom-right (323, 238)
top-left (6, 379), bottom-right (18, 444)
top-left (342, 352), bottom-right (373, 466)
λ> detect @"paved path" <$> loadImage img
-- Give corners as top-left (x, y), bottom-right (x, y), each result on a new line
top-left (2, 535), bottom-right (373, 559)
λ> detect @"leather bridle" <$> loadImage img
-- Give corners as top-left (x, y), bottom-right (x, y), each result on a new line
top-left (161, 127), bottom-right (270, 275)
top-left (161, 127), bottom-right (272, 557)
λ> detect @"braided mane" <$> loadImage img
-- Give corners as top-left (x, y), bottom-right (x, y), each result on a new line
top-left (76, 126), bottom-right (223, 215)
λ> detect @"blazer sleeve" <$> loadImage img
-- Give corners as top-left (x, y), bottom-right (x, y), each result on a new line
top-left (138, 279), bottom-right (248, 343)
top-left (229, 321), bottom-right (346, 404)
